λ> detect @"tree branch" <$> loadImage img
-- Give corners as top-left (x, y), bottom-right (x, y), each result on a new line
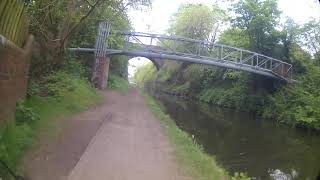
top-left (60, 0), bottom-right (102, 51)
top-left (84, 0), bottom-right (94, 7)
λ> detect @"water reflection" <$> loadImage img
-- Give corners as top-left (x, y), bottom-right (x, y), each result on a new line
top-left (152, 93), bottom-right (320, 180)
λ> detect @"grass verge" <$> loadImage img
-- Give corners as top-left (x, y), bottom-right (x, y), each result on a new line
top-left (143, 93), bottom-right (250, 180)
top-left (0, 76), bottom-right (102, 179)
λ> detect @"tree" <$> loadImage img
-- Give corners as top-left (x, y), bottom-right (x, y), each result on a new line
top-left (29, 0), bottom-right (150, 65)
top-left (218, 27), bottom-right (251, 49)
top-left (27, 0), bottom-right (151, 75)
top-left (169, 4), bottom-right (227, 42)
top-left (300, 19), bottom-right (320, 55)
top-left (232, 0), bottom-right (281, 55)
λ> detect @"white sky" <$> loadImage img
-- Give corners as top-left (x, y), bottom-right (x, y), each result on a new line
top-left (127, 0), bottom-right (320, 77)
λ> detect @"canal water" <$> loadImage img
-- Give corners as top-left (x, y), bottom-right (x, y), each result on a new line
top-left (150, 92), bottom-right (320, 180)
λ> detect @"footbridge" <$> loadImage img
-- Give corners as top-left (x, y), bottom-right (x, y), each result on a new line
top-left (69, 22), bottom-right (294, 89)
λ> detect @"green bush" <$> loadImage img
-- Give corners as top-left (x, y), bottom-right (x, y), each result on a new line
top-left (263, 66), bottom-right (320, 130)
top-left (61, 55), bottom-right (90, 79)
top-left (108, 74), bottom-right (129, 92)
top-left (26, 81), bottom-right (40, 97)
top-left (15, 101), bottom-right (39, 125)
top-left (45, 71), bottom-right (78, 98)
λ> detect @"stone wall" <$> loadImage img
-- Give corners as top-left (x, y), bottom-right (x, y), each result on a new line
top-left (0, 35), bottom-right (34, 123)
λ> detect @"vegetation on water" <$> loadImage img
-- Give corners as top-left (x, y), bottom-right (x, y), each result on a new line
top-left (134, 0), bottom-right (320, 131)
top-left (144, 94), bottom-right (250, 180)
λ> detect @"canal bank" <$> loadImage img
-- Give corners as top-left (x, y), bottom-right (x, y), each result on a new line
top-left (143, 93), bottom-right (250, 180)
top-left (146, 91), bottom-right (320, 180)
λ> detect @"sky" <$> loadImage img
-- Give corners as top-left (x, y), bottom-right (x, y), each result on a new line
top-left (127, 0), bottom-right (320, 77)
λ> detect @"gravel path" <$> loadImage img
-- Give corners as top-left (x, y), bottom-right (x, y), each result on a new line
top-left (25, 88), bottom-right (190, 180)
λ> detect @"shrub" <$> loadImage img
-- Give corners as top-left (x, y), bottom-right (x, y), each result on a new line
top-left (45, 71), bottom-right (78, 98)
top-left (108, 74), bottom-right (129, 92)
top-left (15, 101), bottom-right (39, 125)
top-left (263, 66), bottom-right (320, 130)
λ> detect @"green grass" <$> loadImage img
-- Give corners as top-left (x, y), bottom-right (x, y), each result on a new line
top-left (108, 74), bottom-right (129, 93)
top-left (0, 75), bottom-right (102, 179)
top-left (144, 94), bottom-right (250, 180)
top-left (143, 94), bottom-right (251, 180)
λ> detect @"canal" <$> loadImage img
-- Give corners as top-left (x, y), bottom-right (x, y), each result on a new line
top-left (150, 92), bottom-right (320, 180)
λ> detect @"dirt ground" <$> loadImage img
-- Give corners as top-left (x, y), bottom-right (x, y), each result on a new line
top-left (24, 88), bottom-right (190, 180)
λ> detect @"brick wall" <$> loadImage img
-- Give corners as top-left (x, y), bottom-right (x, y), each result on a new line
top-left (0, 35), bottom-right (34, 123)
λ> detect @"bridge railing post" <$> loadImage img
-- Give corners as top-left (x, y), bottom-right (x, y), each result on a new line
top-left (220, 45), bottom-right (223, 60)
top-left (124, 35), bottom-right (129, 51)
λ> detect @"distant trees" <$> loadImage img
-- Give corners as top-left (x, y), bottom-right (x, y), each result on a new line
top-left (169, 4), bottom-right (227, 42)
top-left (136, 1), bottom-right (320, 130)
top-left (232, 0), bottom-right (281, 55)
top-left (300, 19), bottom-right (320, 55)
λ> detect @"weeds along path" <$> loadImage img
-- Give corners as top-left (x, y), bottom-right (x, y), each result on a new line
top-left (25, 88), bottom-right (190, 180)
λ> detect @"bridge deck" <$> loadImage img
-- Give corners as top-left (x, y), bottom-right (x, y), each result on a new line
top-left (69, 30), bottom-right (295, 83)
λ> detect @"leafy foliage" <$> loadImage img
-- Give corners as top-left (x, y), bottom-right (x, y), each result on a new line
top-left (15, 101), bottom-right (40, 125)
top-left (300, 19), bottom-right (320, 55)
top-left (134, 62), bottom-right (157, 86)
top-left (134, 2), bottom-right (320, 131)
top-left (27, 0), bottom-right (150, 77)
top-left (232, 0), bottom-right (281, 54)
top-left (218, 28), bottom-right (251, 49)
top-left (264, 66), bottom-right (320, 130)
top-left (108, 74), bottom-right (129, 92)
top-left (169, 4), bottom-right (227, 41)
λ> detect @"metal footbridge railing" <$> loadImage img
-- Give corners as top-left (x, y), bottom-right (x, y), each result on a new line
top-left (69, 23), bottom-right (295, 83)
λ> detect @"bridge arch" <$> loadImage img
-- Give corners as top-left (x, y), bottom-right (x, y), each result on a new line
top-left (128, 57), bottom-right (163, 71)
top-left (128, 57), bottom-right (158, 79)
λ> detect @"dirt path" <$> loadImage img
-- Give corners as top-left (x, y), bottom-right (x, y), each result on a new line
top-left (25, 88), bottom-right (190, 180)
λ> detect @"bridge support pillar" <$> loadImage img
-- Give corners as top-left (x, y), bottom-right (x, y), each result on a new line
top-left (150, 58), bottom-right (163, 70)
top-left (92, 57), bottom-right (110, 90)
